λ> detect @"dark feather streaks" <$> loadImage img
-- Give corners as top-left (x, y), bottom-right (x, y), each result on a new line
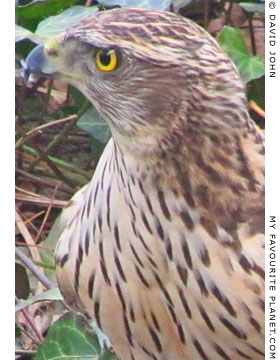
top-left (172, 157), bottom-right (195, 208)
top-left (59, 253), bottom-right (69, 268)
top-left (93, 181), bottom-right (100, 205)
top-left (114, 252), bottom-right (127, 282)
top-left (235, 135), bottom-right (258, 191)
top-left (138, 180), bottom-right (154, 215)
top-left (155, 218), bottom-right (165, 241)
top-left (123, 313), bottom-right (134, 347)
top-left (200, 216), bottom-right (218, 239)
top-left (239, 254), bottom-right (252, 274)
top-left (180, 210), bottom-right (194, 230)
top-left (74, 244), bottom-right (84, 292)
top-left (211, 284), bottom-right (236, 317)
top-left (193, 338), bottom-right (209, 360)
top-left (236, 349), bottom-right (252, 359)
top-left (98, 212), bottom-right (103, 232)
top-left (100, 260), bottom-right (111, 285)
top-left (130, 304), bottom-right (135, 322)
top-left (135, 265), bottom-right (150, 288)
top-left (84, 230), bottom-right (90, 256)
top-left (252, 262), bottom-right (265, 280)
top-left (219, 316), bottom-right (247, 339)
top-left (157, 189), bottom-right (171, 221)
top-left (195, 272), bottom-right (209, 296)
top-left (200, 246), bottom-right (211, 266)
top-left (176, 264), bottom-right (188, 285)
top-left (99, 240), bottom-right (111, 285)
top-left (164, 235), bottom-right (173, 260)
top-left (88, 271), bottom-right (95, 299)
top-left (94, 300), bottom-right (101, 328)
top-left (114, 224), bottom-right (122, 252)
top-left (181, 237), bottom-right (193, 269)
top-left (249, 345), bottom-right (265, 357)
top-left (106, 184), bottom-right (111, 229)
top-left (141, 211), bottom-right (153, 234)
top-left (197, 303), bottom-right (215, 332)
top-left (214, 344), bottom-right (230, 360)
top-left (167, 305), bottom-right (186, 344)
top-left (150, 311), bottom-right (160, 331)
top-left (249, 317), bottom-right (261, 332)
top-left (115, 281), bottom-right (126, 312)
top-left (130, 244), bottom-right (144, 268)
top-left (154, 272), bottom-right (174, 306)
top-left (148, 326), bottom-right (162, 353)
top-left (177, 286), bottom-right (192, 318)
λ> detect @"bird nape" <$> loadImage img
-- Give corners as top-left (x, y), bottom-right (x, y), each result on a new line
top-left (24, 7), bottom-right (265, 360)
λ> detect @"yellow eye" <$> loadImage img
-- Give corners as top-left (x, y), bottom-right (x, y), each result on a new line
top-left (95, 49), bottom-right (118, 72)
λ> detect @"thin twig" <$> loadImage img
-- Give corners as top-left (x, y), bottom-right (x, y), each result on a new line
top-left (16, 185), bottom-right (52, 199)
top-left (16, 193), bottom-right (68, 208)
top-left (15, 349), bottom-right (37, 356)
top-left (16, 168), bottom-right (75, 194)
top-left (16, 114), bottom-right (79, 149)
top-left (15, 323), bottom-right (39, 345)
top-left (44, 115), bottom-right (82, 154)
top-left (15, 247), bottom-right (57, 289)
top-left (18, 210), bottom-right (44, 236)
top-left (15, 295), bottom-right (45, 343)
top-left (15, 242), bottom-right (53, 253)
top-left (17, 125), bottom-right (75, 186)
top-left (28, 135), bottom-right (75, 187)
top-left (16, 185), bottom-right (69, 208)
top-left (22, 144), bottom-right (91, 179)
top-left (29, 167), bottom-right (88, 187)
top-left (27, 101), bottom-right (90, 172)
top-left (15, 209), bottom-right (41, 262)
top-left (247, 14), bottom-right (257, 55)
top-left (24, 210), bottom-right (46, 225)
top-left (34, 184), bottom-right (58, 243)
top-left (249, 100), bottom-right (265, 118)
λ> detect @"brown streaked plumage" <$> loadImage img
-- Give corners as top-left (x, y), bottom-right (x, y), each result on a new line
top-left (25, 7), bottom-right (265, 360)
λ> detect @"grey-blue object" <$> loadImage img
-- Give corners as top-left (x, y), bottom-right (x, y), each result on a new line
top-left (23, 44), bottom-right (58, 82)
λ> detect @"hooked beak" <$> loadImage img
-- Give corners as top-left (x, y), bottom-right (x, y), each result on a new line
top-left (23, 44), bottom-right (59, 83)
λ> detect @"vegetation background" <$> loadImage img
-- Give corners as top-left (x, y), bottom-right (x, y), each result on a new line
top-left (15, 0), bottom-right (265, 359)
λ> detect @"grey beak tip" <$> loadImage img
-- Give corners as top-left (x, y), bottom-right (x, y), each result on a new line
top-left (21, 59), bottom-right (31, 83)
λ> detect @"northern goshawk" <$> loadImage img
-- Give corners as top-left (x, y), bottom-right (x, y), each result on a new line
top-left (25, 7), bottom-right (265, 360)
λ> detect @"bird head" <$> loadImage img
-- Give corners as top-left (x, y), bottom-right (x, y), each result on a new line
top-left (24, 8), bottom-right (249, 155)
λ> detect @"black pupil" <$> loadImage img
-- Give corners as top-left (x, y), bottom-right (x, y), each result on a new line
top-left (100, 50), bottom-right (111, 66)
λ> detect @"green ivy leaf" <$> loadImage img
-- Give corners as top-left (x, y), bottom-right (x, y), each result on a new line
top-left (33, 6), bottom-right (98, 43)
top-left (15, 24), bottom-right (33, 42)
top-left (16, 6), bottom-right (98, 44)
top-left (35, 312), bottom-right (117, 360)
top-left (77, 107), bottom-right (111, 145)
top-left (15, 0), bottom-right (81, 20)
top-left (97, 0), bottom-right (172, 10)
top-left (16, 288), bottom-right (63, 313)
top-left (216, 25), bottom-right (264, 83)
top-left (238, 55), bottom-right (265, 83)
